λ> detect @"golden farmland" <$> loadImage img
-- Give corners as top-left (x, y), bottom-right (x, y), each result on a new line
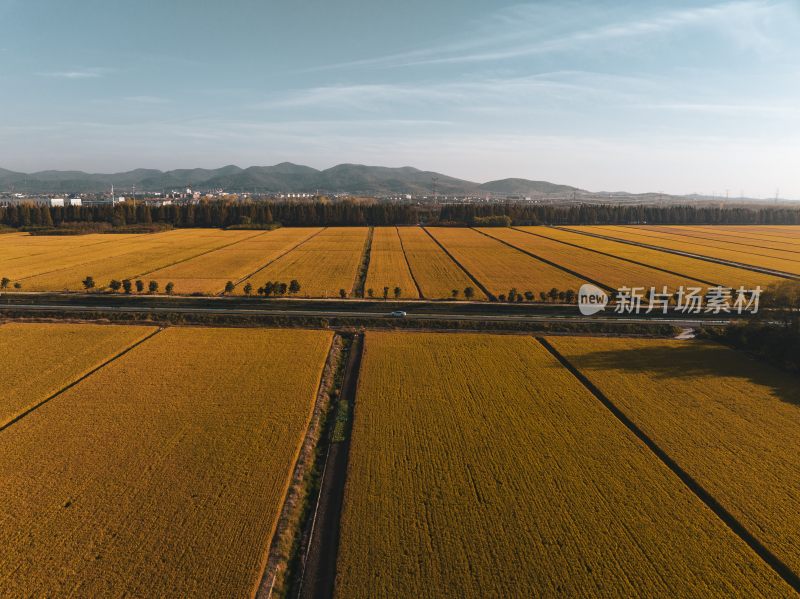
top-left (426, 226), bottom-right (585, 297)
top-left (549, 336), bottom-right (800, 577)
top-left (238, 227), bottom-right (368, 297)
top-left (581, 225), bottom-right (800, 276)
top-left (335, 331), bottom-right (789, 598)
top-left (396, 226), bottom-right (486, 299)
top-left (523, 226), bottom-right (782, 289)
top-left (363, 227), bottom-right (419, 299)
top-left (482, 226), bottom-right (707, 291)
top-left (0, 322), bottom-right (155, 427)
top-left (2, 225), bottom-right (798, 296)
top-left (0, 326), bottom-right (332, 597)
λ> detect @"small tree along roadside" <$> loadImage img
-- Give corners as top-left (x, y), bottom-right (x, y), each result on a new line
top-left (123, 279), bottom-right (132, 294)
top-left (82, 276), bottom-right (95, 290)
top-left (135, 280), bottom-right (144, 293)
top-left (394, 286), bottom-right (402, 299)
top-left (464, 286), bottom-right (475, 300)
top-left (289, 280), bottom-right (301, 295)
top-left (0, 277), bottom-right (10, 290)
top-left (339, 288), bottom-right (347, 299)
top-left (243, 282), bottom-right (253, 296)
top-left (165, 282), bottom-right (175, 295)
top-left (109, 279), bottom-right (122, 292)
top-left (224, 281), bottom-right (235, 294)
top-left (148, 280), bottom-right (159, 294)
top-left (383, 286), bottom-right (389, 300)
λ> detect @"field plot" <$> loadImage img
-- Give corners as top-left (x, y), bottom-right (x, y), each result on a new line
top-left (640, 225), bottom-right (800, 255)
top-left (481, 227), bottom-right (706, 291)
top-left (364, 227), bottom-right (419, 299)
top-left (18, 229), bottom-right (260, 291)
top-left (573, 226), bottom-right (800, 276)
top-left (336, 331), bottom-right (787, 598)
top-left (0, 326), bottom-right (332, 597)
top-left (396, 227), bottom-right (486, 300)
top-left (426, 227), bottom-right (585, 298)
top-left (241, 227), bottom-right (368, 297)
top-left (549, 336), bottom-right (800, 577)
top-left (0, 233), bottom-right (150, 281)
top-left (521, 226), bottom-right (782, 289)
top-left (665, 226), bottom-right (800, 248)
top-left (145, 227), bottom-right (321, 294)
top-left (0, 322), bottom-right (155, 427)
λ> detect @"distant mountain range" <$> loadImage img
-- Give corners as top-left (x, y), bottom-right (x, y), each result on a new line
top-left (0, 163), bottom-right (584, 196)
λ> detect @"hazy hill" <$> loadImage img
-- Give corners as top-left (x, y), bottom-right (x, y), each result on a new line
top-left (0, 162), bottom-right (581, 196)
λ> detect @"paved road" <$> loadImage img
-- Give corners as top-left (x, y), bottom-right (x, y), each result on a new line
top-left (0, 292), bottom-right (740, 328)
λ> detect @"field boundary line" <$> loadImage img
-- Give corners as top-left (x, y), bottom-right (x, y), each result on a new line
top-left (395, 226), bottom-right (424, 299)
top-left (352, 227), bottom-right (374, 298)
top-left (511, 226), bottom-right (717, 287)
top-left (474, 228), bottom-right (609, 292)
top-left (562, 227), bottom-right (800, 281)
top-left (421, 227), bottom-right (496, 301)
top-left (0, 326), bottom-right (163, 434)
top-left (230, 227), bottom-right (327, 293)
top-left (631, 225), bottom-right (800, 257)
top-left (130, 229), bottom-right (273, 283)
top-left (535, 336), bottom-right (800, 594)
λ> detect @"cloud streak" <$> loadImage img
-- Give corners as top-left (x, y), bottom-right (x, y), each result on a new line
top-left (319, 1), bottom-right (789, 70)
top-left (39, 67), bottom-right (112, 79)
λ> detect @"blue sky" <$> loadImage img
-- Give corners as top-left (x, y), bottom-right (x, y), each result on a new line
top-left (1, 0), bottom-right (799, 197)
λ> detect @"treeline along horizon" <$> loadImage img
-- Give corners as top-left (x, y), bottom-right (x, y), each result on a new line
top-left (2, 199), bottom-right (799, 228)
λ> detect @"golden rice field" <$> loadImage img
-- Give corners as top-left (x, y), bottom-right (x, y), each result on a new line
top-left (426, 227), bottom-right (585, 297)
top-left (0, 326), bottom-right (332, 597)
top-left (643, 225), bottom-right (800, 252)
top-left (664, 225), bottom-right (800, 248)
top-left (363, 227), bottom-right (419, 299)
top-left (2, 225), bottom-right (798, 296)
top-left (524, 226), bottom-right (782, 289)
top-left (335, 331), bottom-right (788, 598)
top-left (237, 227), bottom-right (368, 297)
top-left (481, 226), bottom-right (707, 291)
top-left (396, 227), bottom-right (486, 300)
top-left (0, 322), bottom-right (155, 427)
top-left (146, 227), bottom-right (321, 294)
top-left (579, 226), bottom-right (800, 276)
top-left (549, 336), bottom-right (800, 578)
top-left (17, 229), bottom-right (261, 291)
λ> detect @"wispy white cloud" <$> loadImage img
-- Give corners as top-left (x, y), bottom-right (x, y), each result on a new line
top-left (319, 1), bottom-right (790, 70)
top-left (644, 102), bottom-right (800, 118)
top-left (38, 67), bottom-right (112, 79)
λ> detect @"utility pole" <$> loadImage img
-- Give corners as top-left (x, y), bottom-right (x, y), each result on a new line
top-left (432, 177), bottom-right (438, 202)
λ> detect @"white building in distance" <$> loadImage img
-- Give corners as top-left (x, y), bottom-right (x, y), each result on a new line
top-left (49, 198), bottom-right (65, 207)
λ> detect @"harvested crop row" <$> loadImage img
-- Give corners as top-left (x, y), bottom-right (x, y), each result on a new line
top-left (145, 227), bottom-right (321, 294)
top-left (576, 226), bottom-right (800, 276)
top-left (364, 227), bottom-right (419, 299)
top-left (0, 322), bottom-right (156, 428)
top-left (396, 227), bottom-right (485, 300)
top-left (0, 326), bottom-right (332, 597)
top-left (527, 226), bottom-right (781, 289)
top-left (335, 331), bottom-right (788, 598)
top-left (548, 336), bottom-right (800, 579)
top-left (481, 227), bottom-right (706, 291)
top-left (242, 227), bottom-right (368, 297)
top-left (426, 227), bottom-right (585, 298)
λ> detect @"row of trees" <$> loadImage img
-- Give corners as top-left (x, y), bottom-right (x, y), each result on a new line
top-left (3, 198), bottom-right (799, 229)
